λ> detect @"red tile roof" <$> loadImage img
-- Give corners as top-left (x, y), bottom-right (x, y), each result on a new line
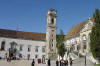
top-left (0, 29), bottom-right (46, 41)
top-left (65, 18), bottom-right (94, 39)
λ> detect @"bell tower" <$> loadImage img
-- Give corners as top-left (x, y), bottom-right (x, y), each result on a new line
top-left (46, 9), bottom-right (57, 59)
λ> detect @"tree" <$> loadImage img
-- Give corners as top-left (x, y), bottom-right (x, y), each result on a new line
top-left (56, 30), bottom-right (66, 59)
top-left (90, 9), bottom-right (100, 64)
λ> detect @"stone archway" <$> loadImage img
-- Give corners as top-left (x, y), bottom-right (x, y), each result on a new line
top-left (1, 41), bottom-right (5, 51)
top-left (9, 41), bottom-right (18, 60)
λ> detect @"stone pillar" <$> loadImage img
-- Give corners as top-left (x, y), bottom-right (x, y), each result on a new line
top-left (80, 36), bottom-right (83, 54)
top-left (86, 35), bottom-right (90, 53)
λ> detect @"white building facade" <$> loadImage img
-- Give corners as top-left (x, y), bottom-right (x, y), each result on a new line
top-left (0, 31), bottom-right (46, 60)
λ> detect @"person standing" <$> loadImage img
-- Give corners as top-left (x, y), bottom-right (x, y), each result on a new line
top-left (65, 59), bottom-right (68, 66)
top-left (56, 59), bottom-right (59, 66)
top-left (31, 59), bottom-right (35, 66)
top-left (84, 56), bottom-right (86, 66)
top-left (60, 60), bottom-right (62, 66)
top-left (48, 59), bottom-right (51, 66)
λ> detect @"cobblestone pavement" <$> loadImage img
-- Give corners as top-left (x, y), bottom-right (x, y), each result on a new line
top-left (0, 59), bottom-right (94, 66)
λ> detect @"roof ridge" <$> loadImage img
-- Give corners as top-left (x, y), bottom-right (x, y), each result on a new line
top-left (0, 28), bottom-right (46, 34)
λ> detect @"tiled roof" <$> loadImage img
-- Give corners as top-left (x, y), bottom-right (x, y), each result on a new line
top-left (0, 29), bottom-right (46, 41)
top-left (65, 18), bottom-right (94, 39)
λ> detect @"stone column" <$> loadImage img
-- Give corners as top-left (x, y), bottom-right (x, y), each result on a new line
top-left (86, 35), bottom-right (90, 53)
top-left (80, 36), bottom-right (83, 54)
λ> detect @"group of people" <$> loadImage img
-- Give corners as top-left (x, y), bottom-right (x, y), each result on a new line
top-left (31, 57), bottom-right (73, 66)
top-left (56, 57), bottom-right (73, 66)
top-left (46, 57), bottom-right (73, 66)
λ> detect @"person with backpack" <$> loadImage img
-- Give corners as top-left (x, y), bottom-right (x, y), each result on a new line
top-left (31, 59), bottom-right (35, 66)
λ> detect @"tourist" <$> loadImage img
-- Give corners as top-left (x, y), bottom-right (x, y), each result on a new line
top-left (56, 59), bottom-right (59, 66)
top-left (31, 59), bottom-right (35, 66)
top-left (65, 59), bottom-right (68, 66)
top-left (48, 59), bottom-right (51, 66)
top-left (60, 60), bottom-right (62, 66)
top-left (61, 59), bottom-right (64, 66)
top-left (84, 56), bottom-right (86, 65)
top-left (69, 57), bottom-right (73, 66)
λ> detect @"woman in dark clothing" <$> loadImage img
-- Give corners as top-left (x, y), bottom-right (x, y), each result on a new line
top-left (31, 59), bottom-right (35, 66)
top-left (48, 59), bottom-right (51, 66)
top-left (60, 60), bottom-right (62, 66)
top-left (56, 59), bottom-right (59, 66)
top-left (65, 59), bottom-right (68, 66)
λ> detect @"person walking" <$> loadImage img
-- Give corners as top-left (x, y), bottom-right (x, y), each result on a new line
top-left (48, 59), bottom-right (51, 66)
top-left (31, 59), bottom-right (35, 66)
top-left (56, 59), bottom-right (59, 66)
top-left (69, 57), bottom-right (73, 66)
top-left (65, 59), bottom-right (68, 66)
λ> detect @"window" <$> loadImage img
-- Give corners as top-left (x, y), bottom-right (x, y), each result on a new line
top-left (35, 46), bottom-right (38, 52)
top-left (52, 35), bottom-right (53, 37)
top-left (52, 30), bottom-right (54, 32)
top-left (20, 45), bottom-right (23, 51)
top-left (52, 44), bottom-right (53, 47)
top-left (52, 39), bottom-right (53, 42)
top-left (35, 54), bottom-right (38, 58)
top-left (19, 54), bottom-right (22, 58)
top-left (82, 35), bottom-right (86, 41)
top-left (51, 49), bottom-right (53, 51)
top-left (51, 18), bottom-right (54, 24)
top-left (42, 46), bottom-right (45, 53)
top-left (27, 54), bottom-right (30, 60)
top-left (28, 45), bottom-right (31, 52)
top-left (1, 41), bottom-right (5, 51)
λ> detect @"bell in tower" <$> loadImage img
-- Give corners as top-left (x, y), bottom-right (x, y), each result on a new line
top-left (46, 9), bottom-right (57, 60)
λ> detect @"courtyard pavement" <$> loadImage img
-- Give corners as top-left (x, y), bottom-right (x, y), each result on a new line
top-left (0, 58), bottom-right (94, 66)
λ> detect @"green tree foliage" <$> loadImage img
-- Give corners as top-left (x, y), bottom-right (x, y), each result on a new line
top-left (56, 30), bottom-right (66, 59)
top-left (90, 9), bottom-right (100, 58)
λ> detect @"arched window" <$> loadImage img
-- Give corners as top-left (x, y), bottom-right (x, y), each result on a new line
top-left (82, 35), bottom-right (86, 41)
top-left (1, 41), bottom-right (5, 51)
top-left (51, 18), bottom-right (54, 24)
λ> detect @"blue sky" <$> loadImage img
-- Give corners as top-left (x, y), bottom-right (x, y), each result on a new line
top-left (0, 0), bottom-right (100, 34)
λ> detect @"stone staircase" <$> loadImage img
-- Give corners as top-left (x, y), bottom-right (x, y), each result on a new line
top-left (86, 52), bottom-right (96, 63)
top-left (68, 52), bottom-right (79, 60)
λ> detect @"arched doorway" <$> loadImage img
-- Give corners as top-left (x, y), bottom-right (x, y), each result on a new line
top-left (42, 55), bottom-right (45, 63)
top-left (1, 41), bottom-right (5, 51)
top-left (9, 42), bottom-right (18, 60)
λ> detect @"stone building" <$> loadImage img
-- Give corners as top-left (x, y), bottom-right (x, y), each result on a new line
top-left (65, 17), bottom-right (95, 62)
top-left (46, 9), bottom-right (57, 59)
top-left (0, 29), bottom-right (46, 60)
top-left (0, 9), bottom-right (57, 61)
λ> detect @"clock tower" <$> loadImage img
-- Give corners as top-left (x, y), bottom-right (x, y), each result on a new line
top-left (46, 9), bottom-right (57, 59)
